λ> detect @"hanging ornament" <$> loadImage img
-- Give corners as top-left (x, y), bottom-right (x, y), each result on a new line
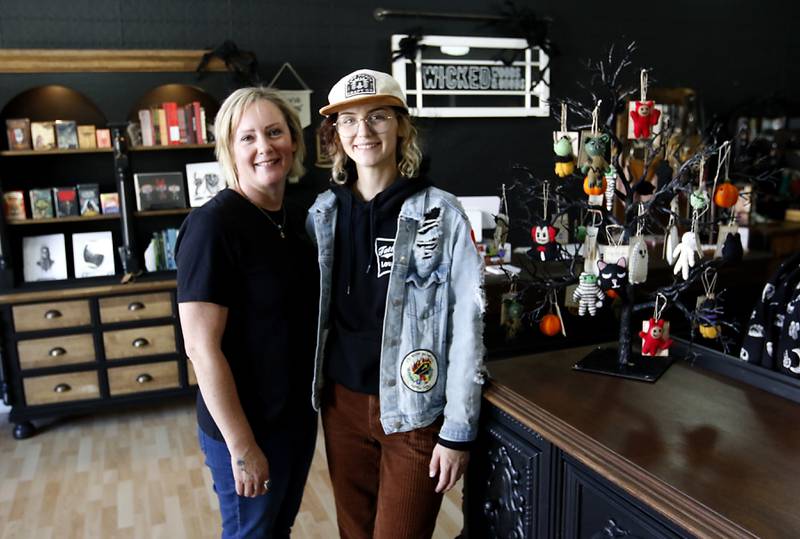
top-left (604, 166), bottom-right (617, 211)
top-left (539, 289), bottom-right (566, 337)
top-left (628, 205), bottom-right (649, 284)
top-left (599, 224), bottom-right (629, 285)
top-left (528, 182), bottom-right (560, 261)
top-left (721, 231), bottom-right (744, 262)
top-left (582, 212), bottom-right (601, 274)
top-left (697, 269), bottom-right (722, 339)
top-left (493, 184), bottom-right (510, 260)
top-left (690, 155), bottom-right (709, 211)
top-left (663, 196), bottom-right (680, 266)
top-left (501, 281), bottom-right (524, 340)
top-left (554, 103), bottom-right (578, 178)
top-left (714, 182), bottom-right (739, 208)
top-left (597, 257), bottom-right (628, 300)
top-left (580, 102), bottom-right (610, 175)
top-left (573, 272), bottom-right (604, 316)
top-left (672, 230), bottom-right (700, 280)
top-left (583, 172), bottom-right (607, 206)
top-left (629, 70), bottom-right (661, 139)
top-left (639, 294), bottom-right (673, 356)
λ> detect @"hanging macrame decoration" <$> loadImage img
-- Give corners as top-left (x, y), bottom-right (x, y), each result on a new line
top-left (629, 69), bottom-right (661, 139)
top-left (553, 103), bottom-right (579, 178)
top-left (640, 294), bottom-right (674, 356)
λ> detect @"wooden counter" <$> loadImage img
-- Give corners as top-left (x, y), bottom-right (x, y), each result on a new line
top-left (478, 345), bottom-right (800, 538)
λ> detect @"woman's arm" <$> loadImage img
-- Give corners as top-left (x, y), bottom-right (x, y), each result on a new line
top-left (179, 301), bottom-right (269, 498)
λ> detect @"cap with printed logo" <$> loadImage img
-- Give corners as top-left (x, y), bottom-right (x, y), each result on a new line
top-left (319, 69), bottom-right (408, 116)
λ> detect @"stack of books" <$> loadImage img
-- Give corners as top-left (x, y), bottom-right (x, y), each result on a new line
top-left (144, 228), bottom-right (179, 271)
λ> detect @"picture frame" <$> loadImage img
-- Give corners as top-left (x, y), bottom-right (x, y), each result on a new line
top-left (133, 172), bottom-right (186, 211)
top-left (22, 233), bottom-right (68, 282)
top-left (72, 231), bottom-right (116, 278)
top-left (185, 161), bottom-right (224, 207)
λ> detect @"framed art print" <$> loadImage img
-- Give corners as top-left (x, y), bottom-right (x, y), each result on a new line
top-left (22, 233), bottom-right (68, 282)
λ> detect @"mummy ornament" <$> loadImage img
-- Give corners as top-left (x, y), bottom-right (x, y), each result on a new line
top-left (672, 231), bottom-right (700, 280)
top-left (628, 236), bottom-right (649, 284)
top-left (573, 272), bottom-right (605, 316)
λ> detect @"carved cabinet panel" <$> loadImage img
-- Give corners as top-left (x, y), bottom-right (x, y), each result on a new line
top-left (465, 406), bottom-right (554, 538)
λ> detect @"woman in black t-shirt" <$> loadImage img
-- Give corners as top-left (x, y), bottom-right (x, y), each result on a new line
top-left (176, 87), bottom-right (318, 539)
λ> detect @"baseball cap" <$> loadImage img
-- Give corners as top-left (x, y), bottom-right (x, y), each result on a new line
top-left (319, 69), bottom-right (408, 116)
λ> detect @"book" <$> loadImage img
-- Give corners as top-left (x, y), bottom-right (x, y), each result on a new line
top-left (150, 107), bottom-right (162, 145)
top-left (22, 233), bottom-right (68, 282)
top-left (177, 107), bottom-right (188, 144)
top-left (77, 183), bottom-right (100, 216)
top-left (5, 118), bottom-right (31, 150)
top-left (96, 128), bottom-right (112, 148)
top-left (77, 125), bottom-right (97, 149)
top-left (3, 191), bottom-right (27, 220)
top-left (162, 102), bottom-right (181, 145)
top-left (31, 121), bottom-right (56, 151)
top-left (133, 172), bottom-right (186, 211)
top-left (192, 102), bottom-right (205, 144)
top-left (138, 109), bottom-right (154, 146)
top-left (157, 108), bottom-right (168, 146)
top-left (186, 161), bottom-right (224, 207)
top-left (100, 192), bottom-right (120, 214)
top-left (55, 120), bottom-right (79, 149)
top-left (29, 188), bottom-right (54, 219)
top-left (53, 187), bottom-right (79, 217)
top-left (164, 228), bottom-right (178, 270)
top-left (72, 231), bottom-right (116, 278)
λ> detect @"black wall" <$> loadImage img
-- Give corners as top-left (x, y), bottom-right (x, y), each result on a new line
top-left (0, 0), bottom-right (797, 201)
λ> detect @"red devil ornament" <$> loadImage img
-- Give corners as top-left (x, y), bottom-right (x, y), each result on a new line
top-left (639, 317), bottom-right (673, 356)
top-left (630, 100), bottom-right (661, 139)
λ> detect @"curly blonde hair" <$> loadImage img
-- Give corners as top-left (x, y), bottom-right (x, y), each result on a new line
top-left (318, 108), bottom-right (422, 185)
top-left (215, 87), bottom-right (306, 189)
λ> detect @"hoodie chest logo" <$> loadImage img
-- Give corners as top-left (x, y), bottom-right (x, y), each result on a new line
top-left (374, 237), bottom-right (395, 278)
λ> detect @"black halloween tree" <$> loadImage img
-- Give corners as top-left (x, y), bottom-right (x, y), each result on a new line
top-left (504, 42), bottom-right (747, 381)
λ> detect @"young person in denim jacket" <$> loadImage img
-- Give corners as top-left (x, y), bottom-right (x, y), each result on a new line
top-left (307, 69), bottom-right (486, 539)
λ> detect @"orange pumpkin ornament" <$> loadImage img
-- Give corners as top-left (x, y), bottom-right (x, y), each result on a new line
top-left (539, 313), bottom-right (561, 336)
top-left (583, 174), bottom-right (607, 196)
top-left (714, 182), bottom-right (739, 208)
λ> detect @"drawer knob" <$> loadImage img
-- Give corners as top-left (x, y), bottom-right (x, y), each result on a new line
top-left (132, 337), bottom-right (150, 348)
top-left (136, 373), bottom-right (153, 384)
top-left (44, 309), bottom-right (62, 320)
top-left (49, 346), bottom-right (67, 357)
top-left (128, 302), bottom-right (145, 311)
top-left (53, 383), bottom-right (71, 393)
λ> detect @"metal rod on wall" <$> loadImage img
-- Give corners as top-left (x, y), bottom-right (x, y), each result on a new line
top-left (373, 8), bottom-right (507, 22)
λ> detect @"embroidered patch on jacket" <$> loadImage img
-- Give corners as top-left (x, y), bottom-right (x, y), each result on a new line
top-left (400, 349), bottom-right (438, 393)
top-left (374, 237), bottom-right (395, 278)
top-left (345, 73), bottom-right (376, 97)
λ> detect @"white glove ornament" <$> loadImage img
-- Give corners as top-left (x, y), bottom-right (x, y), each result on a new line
top-left (672, 231), bottom-right (699, 280)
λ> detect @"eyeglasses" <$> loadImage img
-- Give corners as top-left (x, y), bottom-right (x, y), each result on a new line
top-left (334, 112), bottom-right (394, 137)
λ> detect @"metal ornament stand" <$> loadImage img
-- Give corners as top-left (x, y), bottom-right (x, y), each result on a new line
top-left (573, 347), bottom-right (674, 383)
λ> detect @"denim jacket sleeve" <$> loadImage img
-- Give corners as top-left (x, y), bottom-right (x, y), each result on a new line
top-left (440, 210), bottom-right (486, 443)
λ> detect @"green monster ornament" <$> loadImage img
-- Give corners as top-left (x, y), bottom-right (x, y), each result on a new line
top-left (554, 136), bottom-right (576, 178)
top-left (690, 188), bottom-right (709, 211)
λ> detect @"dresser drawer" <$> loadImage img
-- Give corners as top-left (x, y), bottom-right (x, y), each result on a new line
top-left (187, 360), bottom-right (198, 386)
top-left (103, 324), bottom-right (176, 360)
top-left (23, 371), bottom-right (100, 406)
top-left (13, 300), bottom-right (91, 332)
top-left (98, 292), bottom-right (173, 324)
top-left (17, 333), bottom-right (96, 370)
top-left (107, 361), bottom-right (180, 396)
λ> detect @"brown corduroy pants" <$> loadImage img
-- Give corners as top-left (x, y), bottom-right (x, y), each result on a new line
top-left (321, 383), bottom-right (444, 539)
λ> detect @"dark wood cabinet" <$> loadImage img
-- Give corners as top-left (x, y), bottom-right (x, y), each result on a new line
top-left (465, 344), bottom-right (800, 538)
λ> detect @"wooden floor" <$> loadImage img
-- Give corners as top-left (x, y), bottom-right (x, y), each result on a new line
top-left (0, 397), bottom-right (464, 538)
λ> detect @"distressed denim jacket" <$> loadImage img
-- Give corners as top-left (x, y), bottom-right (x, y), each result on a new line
top-left (307, 186), bottom-right (486, 443)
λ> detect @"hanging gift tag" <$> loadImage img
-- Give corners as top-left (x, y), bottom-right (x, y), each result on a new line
top-left (553, 294), bottom-right (567, 337)
top-left (628, 70), bottom-right (663, 140)
top-left (554, 213), bottom-right (570, 244)
top-left (714, 223), bottom-right (739, 258)
top-left (583, 225), bottom-right (600, 274)
top-left (267, 62), bottom-right (313, 128)
top-left (600, 244), bottom-right (629, 266)
top-left (564, 283), bottom-right (579, 310)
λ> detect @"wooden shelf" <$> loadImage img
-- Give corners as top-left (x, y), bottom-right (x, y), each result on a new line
top-left (134, 209), bottom-right (191, 217)
top-left (6, 214), bottom-right (120, 225)
top-left (0, 49), bottom-right (227, 73)
top-left (129, 143), bottom-right (214, 152)
top-left (0, 147), bottom-right (113, 156)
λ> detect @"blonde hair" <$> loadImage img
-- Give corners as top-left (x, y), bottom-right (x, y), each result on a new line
top-left (318, 108), bottom-right (422, 185)
top-left (215, 87), bottom-right (306, 189)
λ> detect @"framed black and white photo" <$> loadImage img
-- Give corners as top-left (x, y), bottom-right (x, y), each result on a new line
top-left (185, 161), bottom-right (224, 207)
top-left (22, 233), bottom-right (68, 282)
top-left (72, 231), bottom-right (115, 278)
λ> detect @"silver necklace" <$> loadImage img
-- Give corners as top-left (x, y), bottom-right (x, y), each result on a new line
top-left (256, 205), bottom-right (286, 239)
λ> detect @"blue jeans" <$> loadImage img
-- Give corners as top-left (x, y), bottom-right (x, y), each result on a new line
top-left (198, 417), bottom-right (317, 539)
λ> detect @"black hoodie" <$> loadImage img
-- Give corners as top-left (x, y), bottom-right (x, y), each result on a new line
top-left (325, 177), bottom-right (433, 394)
